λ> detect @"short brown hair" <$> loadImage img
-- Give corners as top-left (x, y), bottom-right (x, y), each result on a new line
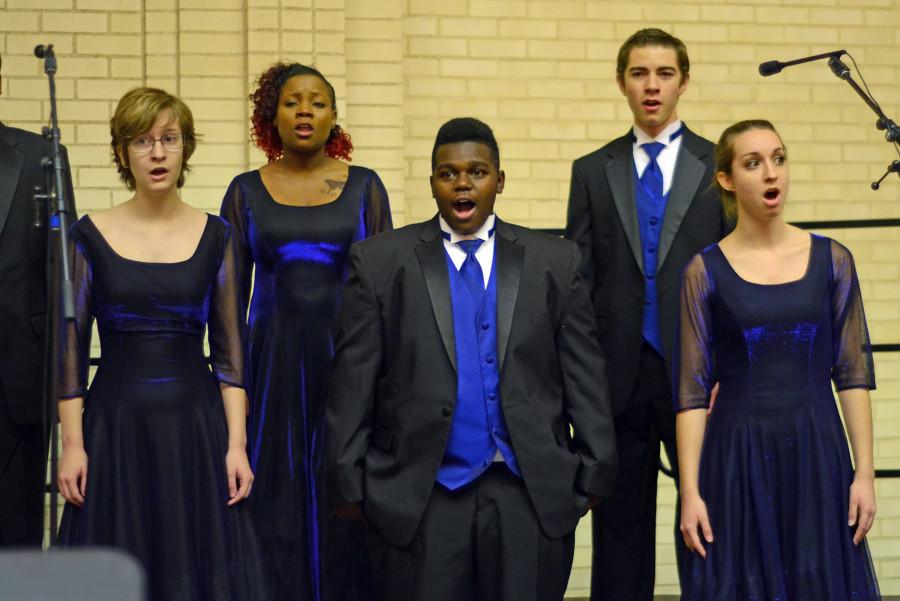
top-left (616, 28), bottom-right (690, 83)
top-left (713, 119), bottom-right (784, 221)
top-left (110, 87), bottom-right (198, 190)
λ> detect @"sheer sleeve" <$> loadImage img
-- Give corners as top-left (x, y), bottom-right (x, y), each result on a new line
top-left (362, 169), bottom-right (393, 238)
top-left (59, 228), bottom-right (94, 399)
top-left (219, 176), bottom-right (253, 321)
top-left (208, 222), bottom-right (245, 388)
top-left (830, 240), bottom-right (875, 391)
top-left (674, 253), bottom-right (715, 412)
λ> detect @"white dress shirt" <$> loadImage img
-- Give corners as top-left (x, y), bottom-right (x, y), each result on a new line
top-left (631, 120), bottom-right (684, 196)
top-left (439, 213), bottom-right (496, 288)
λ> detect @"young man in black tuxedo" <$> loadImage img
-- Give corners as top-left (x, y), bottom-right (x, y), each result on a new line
top-left (565, 29), bottom-right (729, 601)
top-left (328, 117), bottom-right (617, 601)
top-left (0, 53), bottom-right (76, 545)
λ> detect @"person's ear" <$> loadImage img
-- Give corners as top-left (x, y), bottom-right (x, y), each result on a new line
top-left (678, 71), bottom-right (690, 96)
top-left (716, 170), bottom-right (734, 192)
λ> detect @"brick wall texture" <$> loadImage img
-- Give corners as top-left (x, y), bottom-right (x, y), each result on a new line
top-left (2, 0), bottom-right (898, 596)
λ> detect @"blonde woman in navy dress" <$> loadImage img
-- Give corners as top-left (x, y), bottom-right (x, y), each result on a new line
top-left (57, 87), bottom-right (267, 600)
top-left (675, 119), bottom-right (880, 600)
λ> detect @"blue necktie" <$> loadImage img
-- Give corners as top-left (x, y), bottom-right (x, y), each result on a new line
top-left (640, 141), bottom-right (666, 199)
top-left (457, 239), bottom-right (484, 304)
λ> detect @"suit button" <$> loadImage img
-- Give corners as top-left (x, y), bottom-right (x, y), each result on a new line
top-left (486, 357), bottom-right (494, 364)
top-left (441, 406), bottom-right (451, 417)
top-left (481, 323), bottom-right (489, 330)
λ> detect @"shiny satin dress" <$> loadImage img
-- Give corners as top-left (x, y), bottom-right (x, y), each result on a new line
top-left (220, 166), bottom-right (392, 601)
top-left (57, 215), bottom-right (268, 601)
top-left (675, 234), bottom-right (881, 601)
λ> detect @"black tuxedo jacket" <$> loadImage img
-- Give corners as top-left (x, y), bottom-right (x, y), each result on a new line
top-left (0, 125), bottom-right (75, 424)
top-left (327, 216), bottom-right (617, 547)
top-left (566, 126), bottom-right (728, 415)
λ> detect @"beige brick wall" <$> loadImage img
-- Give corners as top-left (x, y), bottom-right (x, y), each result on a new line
top-left (3, 0), bottom-right (898, 596)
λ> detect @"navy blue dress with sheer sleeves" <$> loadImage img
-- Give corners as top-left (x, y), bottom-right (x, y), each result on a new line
top-left (220, 165), bottom-right (392, 601)
top-left (675, 234), bottom-right (881, 601)
top-left (56, 214), bottom-right (268, 601)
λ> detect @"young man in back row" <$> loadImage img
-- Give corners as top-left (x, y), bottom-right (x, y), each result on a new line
top-left (566, 29), bottom-right (729, 601)
top-left (328, 117), bottom-right (617, 601)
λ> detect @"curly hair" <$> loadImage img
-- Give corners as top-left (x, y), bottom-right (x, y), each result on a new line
top-left (250, 62), bottom-right (353, 162)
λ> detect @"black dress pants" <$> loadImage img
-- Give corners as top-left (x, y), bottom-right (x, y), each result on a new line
top-left (0, 399), bottom-right (46, 547)
top-left (367, 464), bottom-right (576, 601)
top-left (591, 343), bottom-right (685, 601)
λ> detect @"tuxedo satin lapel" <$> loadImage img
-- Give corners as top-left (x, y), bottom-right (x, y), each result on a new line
top-left (494, 221), bottom-right (522, 372)
top-left (658, 134), bottom-right (706, 269)
top-left (416, 220), bottom-right (457, 372)
top-left (606, 150), bottom-right (644, 274)
top-left (0, 139), bottom-right (24, 239)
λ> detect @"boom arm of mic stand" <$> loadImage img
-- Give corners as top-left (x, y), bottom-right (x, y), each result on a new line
top-left (827, 56), bottom-right (900, 143)
top-left (827, 57), bottom-right (900, 190)
top-left (871, 161), bottom-right (900, 190)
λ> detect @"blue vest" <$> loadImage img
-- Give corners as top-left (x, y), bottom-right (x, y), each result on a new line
top-left (436, 249), bottom-right (520, 490)
top-left (634, 162), bottom-right (669, 355)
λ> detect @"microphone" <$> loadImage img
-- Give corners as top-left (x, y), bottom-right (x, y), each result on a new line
top-left (758, 61), bottom-right (783, 77)
top-left (758, 49), bottom-right (846, 77)
top-left (33, 44), bottom-right (54, 59)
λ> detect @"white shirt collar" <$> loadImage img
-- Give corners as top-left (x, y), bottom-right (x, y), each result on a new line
top-left (632, 119), bottom-right (683, 146)
top-left (438, 213), bottom-right (496, 244)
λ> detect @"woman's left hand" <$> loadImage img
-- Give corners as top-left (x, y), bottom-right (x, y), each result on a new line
top-left (225, 446), bottom-right (254, 506)
top-left (848, 474), bottom-right (876, 546)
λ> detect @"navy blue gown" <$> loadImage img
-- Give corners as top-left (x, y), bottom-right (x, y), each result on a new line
top-left (57, 215), bottom-right (268, 601)
top-left (220, 166), bottom-right (392, 601)
top-left (675, 234), bottom-right (881, 600)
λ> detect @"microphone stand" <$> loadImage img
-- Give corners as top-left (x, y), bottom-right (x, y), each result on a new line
top-left (32, 43), bottom-right (76, 547)
top-left (826, 56), bottom-right (900, 189)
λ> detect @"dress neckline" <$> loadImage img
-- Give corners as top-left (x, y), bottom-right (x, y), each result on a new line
top-left (254, 165), bottom-right (355, 209)
top-left (84, 213), bottom-right (212, 265)
top-left (714, 233), bottom-right (816, 287)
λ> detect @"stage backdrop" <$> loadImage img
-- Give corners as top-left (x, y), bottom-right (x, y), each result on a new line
top-left (1, 0), bottom-right (898, 596)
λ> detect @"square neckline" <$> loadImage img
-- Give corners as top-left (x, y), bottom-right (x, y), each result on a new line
top-left (84, 213), bottom-right (212, 265)
top-left (713, 233), bottom-right (816, 287)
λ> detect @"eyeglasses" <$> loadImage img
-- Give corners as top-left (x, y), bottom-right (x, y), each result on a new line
top-left (128, 132), bottom-right (187, 154)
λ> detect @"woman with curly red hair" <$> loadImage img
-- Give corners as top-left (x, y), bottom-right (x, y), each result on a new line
top-left (220, 63), bottom-right (391, 601)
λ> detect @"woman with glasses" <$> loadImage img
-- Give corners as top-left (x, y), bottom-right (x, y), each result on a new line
top-left (56, 87), bottom-right (268, 600)
top-left (220, 63), bottom-right (391, 601)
